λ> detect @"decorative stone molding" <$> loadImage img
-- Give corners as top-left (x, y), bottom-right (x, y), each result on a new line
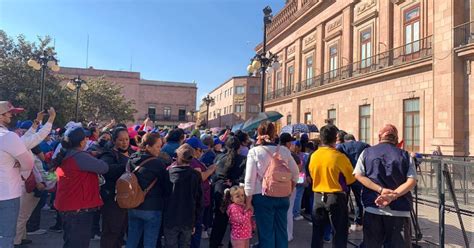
top-left (391, 0), bottom-right (405, 4)
top-left (287, 45), bottom-right (296, 57)
top-left (357, 0), bottom-right (376, 15)
top-left (324, 30), bottom-right (342, 42)
top-left (327, 17), bottom-right (342, 33)
top-left (304, 33), bottom-right (316, 46)
top-left (352, 10), bottom-right (378, 26)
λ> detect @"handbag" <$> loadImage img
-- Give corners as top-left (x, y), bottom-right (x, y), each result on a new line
top-left (22, 172), bottom-right (37, 193)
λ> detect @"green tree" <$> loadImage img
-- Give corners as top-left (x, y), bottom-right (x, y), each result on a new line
top-left (0, 30), bottom-right (136, 126)
top-left (74, 77), bottom-right (136, 123)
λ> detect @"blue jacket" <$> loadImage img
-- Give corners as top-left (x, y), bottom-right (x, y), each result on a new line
top-left (161, 141), bottom-right (181, 158)
top-left (337, 141), bottom-right (370, 168)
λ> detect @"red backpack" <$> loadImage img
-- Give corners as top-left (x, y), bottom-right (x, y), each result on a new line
top-left (261, 146), bottom-right (293, 197)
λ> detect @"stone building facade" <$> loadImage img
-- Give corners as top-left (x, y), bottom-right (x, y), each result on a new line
top-left (260, 0), bottom-right (474, 155)
top-left (204, 76), bottom-right (261, 128)
top-left (58, 67), bottom-right (197, 126)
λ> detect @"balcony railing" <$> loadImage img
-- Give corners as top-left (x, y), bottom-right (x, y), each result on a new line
top-left (454, 21), bottom-right (474, 48)
top-left (151, 114), bottom-right (189, 122)
top-left (265, 36), bottom-right (433, 101)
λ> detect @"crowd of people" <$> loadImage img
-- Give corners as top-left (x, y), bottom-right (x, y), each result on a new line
top-left (0, 100), bottom-right (417, 248)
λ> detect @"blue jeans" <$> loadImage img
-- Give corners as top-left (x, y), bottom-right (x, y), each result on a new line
top-left (0, 197), bottom-right (20, 248)
top-left (190, 209), bottom-right (203, 248)
top-left (292, 185), bottom-right (305, 217)
top-left (252, 194), bottom-right (289, 248)
top-left (126, 209), bottom-right (162, 248)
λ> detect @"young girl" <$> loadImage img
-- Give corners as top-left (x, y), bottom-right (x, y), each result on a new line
top-left (222, 186), bottom-right (253, 248)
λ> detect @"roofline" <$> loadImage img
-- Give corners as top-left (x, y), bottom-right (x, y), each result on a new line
top-left (58, 66), bottom-right (140, 79)
top-left (207, 76), bottom-right (260, 95)
top-left (139, 79), bottom-right (197, 88)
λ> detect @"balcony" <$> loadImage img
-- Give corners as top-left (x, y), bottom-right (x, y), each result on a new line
top-left (265, 36), bottom-right (433, 102)
top-left (151, 114), bottom-right (190, 122)
top-left (454, 21), bottom-right (474, 58)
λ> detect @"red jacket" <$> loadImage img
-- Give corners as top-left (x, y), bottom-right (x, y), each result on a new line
top-left (54, 150), bottom-right (109, 211)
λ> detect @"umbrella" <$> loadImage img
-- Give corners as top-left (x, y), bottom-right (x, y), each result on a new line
top-left (280, 123), bottom-right (318, 135)
top-left (242, 111), bottom-right (283, 132)
top-left (177, 122), bottom-right (195, 129)
top-left (231, 122), bottom-right (245, 132)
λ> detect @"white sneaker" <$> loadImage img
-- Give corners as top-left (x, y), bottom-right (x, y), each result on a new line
top-left (349, 224), bottom-right (363, 232)
top-left (90, 235), bottom-right (101, 240)
top-left (293, 215), bottom-right (304, 221)
top-left (201, 231), bottom-right (209, 239)
top-left (27, 229), bottom-right (47, 235)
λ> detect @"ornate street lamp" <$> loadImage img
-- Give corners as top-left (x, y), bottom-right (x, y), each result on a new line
top-left (66, 76), bottom-right (88, 121)
top-left (202, 95), bottom-right (214, 128)
top-left (27, 50), bottom-right (60, 111)
top-left (247, 6), bottom-right (280, 113)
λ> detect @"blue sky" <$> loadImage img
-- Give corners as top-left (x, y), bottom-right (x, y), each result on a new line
top-left (0, 0), bottom-right (284, 108)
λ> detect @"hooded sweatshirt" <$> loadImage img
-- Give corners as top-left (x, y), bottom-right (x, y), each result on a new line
top-left (164, 165), bottom-right (202, 228)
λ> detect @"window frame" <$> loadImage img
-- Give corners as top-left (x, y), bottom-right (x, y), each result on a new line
top-left (329, 44), bottom-right (338, 78)
top-left (327, 108), bottom-right (337, 125)
top-left (360, 28), bottom-right (372, 69)
top-left (304, 112), bottom-right (312, 124)
top-left (359, 105), bottom-right (371, 144)
top-left (305, 56), bottom-right (314, 86)
top-left (403, 4), bottom-right (421, 57)
top-left (403, 98), bottom-right (420, 152)
top-left (235, 104), bottom-right (244, 113)
top-left (235, 86), bottom-right (245, 95)
top-left (163, 106), bottom-right (171, 120)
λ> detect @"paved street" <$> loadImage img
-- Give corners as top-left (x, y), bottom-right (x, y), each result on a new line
top-left (28, 208), bottom-right (364, 248)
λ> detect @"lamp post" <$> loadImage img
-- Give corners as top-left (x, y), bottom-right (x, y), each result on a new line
top-left (27, 50), bottom-right (60, 111)
top-left (66, 76), bottom-right (88, 121)
top-left (187, 109), bottom-right (196, 122)
top-left (202, 95), bottom-right (214, 128)
top-left (247, 6), bottom-right (280, 113)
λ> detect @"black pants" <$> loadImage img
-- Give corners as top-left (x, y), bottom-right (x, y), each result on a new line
top-left (164, 226), bottom-right (193, 248)
top-left (350, 182), bottom-right (364, 225)
top-left (100, 199), bottom-right (127, 248)
top-left (311, 192), bottom-right (348, 248)
top-left (60, 210), bottom-right (95, 248)
top-left (363, 212), bottom-right (412, 248)
top-left (209, 190), bottom-right (229, 248)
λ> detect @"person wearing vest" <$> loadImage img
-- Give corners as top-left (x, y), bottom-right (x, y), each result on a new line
top-left (244, 122), bottom-right (299, 248)
top-left (353, 124), bottom-right (417, 247)
top-left (53, 126), bottom-right (109, 248)
top-left (308, 124), bottom-right (356, 248)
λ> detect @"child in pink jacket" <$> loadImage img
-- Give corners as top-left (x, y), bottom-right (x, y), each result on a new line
top-left (222, 186), bottom-right (253, 248)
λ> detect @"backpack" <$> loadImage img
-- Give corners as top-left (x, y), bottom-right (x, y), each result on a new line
top-left (116, 157), bottom-right (157, 209)
top-left (261, 146), bottom-right (293, 197)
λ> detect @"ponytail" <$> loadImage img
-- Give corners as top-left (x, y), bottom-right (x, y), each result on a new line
top-left (220, 188), bottom-right (233, 213)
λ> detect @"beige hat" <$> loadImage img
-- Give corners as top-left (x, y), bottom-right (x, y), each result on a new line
top-left (0, 101), bottom-right (24, 115)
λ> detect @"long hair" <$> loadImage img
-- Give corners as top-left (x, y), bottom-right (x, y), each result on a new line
top-left (256, 122), bottom-right (276, 145)
top-left (223, 136), bottom-right (241, 172)
top-left (50, 133), bottom-right (84, 169)
top-left (220, 185), bottom-right (243, 213)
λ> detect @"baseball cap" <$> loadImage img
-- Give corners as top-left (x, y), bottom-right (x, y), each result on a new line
top-left (64, 121), bottom-right (82, 130)
top-left (186, 136), bottom-right (208, 150)
top-left (18, 120), bottom-right (33, 130)
top-left (292, 140), bottom-right (302, 147)
top-left (64, 126), bottom-right (90, 144)
top-left (0, 101), bottom-right (24, 115)
top-left (279, 132), bottom-right (295, 145)
top-left (213, 137), bottom-right (225, 146)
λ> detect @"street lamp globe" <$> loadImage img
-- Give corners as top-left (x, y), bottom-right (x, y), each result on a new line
top-left (81, 83), bottom-right (89, 91)
top-left (66, 81), bottom-right (76, 91)
top-left (251, 59), bottom-right (261, 71)
top-left (271, 60), bottom-right (280, 70)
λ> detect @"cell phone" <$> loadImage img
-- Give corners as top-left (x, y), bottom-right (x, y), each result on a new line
top-left (42, 108), bottom-right (49, 115)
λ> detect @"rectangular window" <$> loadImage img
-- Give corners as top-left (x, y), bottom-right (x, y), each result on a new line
top-left (235, 104), bottom-right (244, 113)
top-left (249, 86), bottom-right (259, 94)
top-left (329, 45), bottom-right (338, 78)
top-left (266, 75), bottom-right (273, 98)
top-left (304, 112), bottom-right (312, 124)
top-left (147, 106), bottom-right (156, 121)
top-left (404, 6), bottom-right (420, 54)
top-left (327, 109), bottom-right (336, 125)
top-left (235, 86), bottom-right (245, 94)
top-left (229, 87), bottom-right (232, 95)
top-left (359, 105), bottom-right (371, 143)
top-left (163, 107), bottom-right (171, 120)
top-left (306, 56), bottom-right (313, 86)
top-left (276, 71), bottom-right (283, 89)
top-left (287, 65), bottom-right (294, 94)
top-left (287, 115), bottom-right (292, 125)
top-left (178, 109), bottom-right (186, 121)
top-left (249, 105), bottom-right (259, 113)
top-left (360, 29), bottom-right (372, 68)
top-left (229, 105), bottom-right (232, 113)
top-left (403, 98), bottom-right (420, 152)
